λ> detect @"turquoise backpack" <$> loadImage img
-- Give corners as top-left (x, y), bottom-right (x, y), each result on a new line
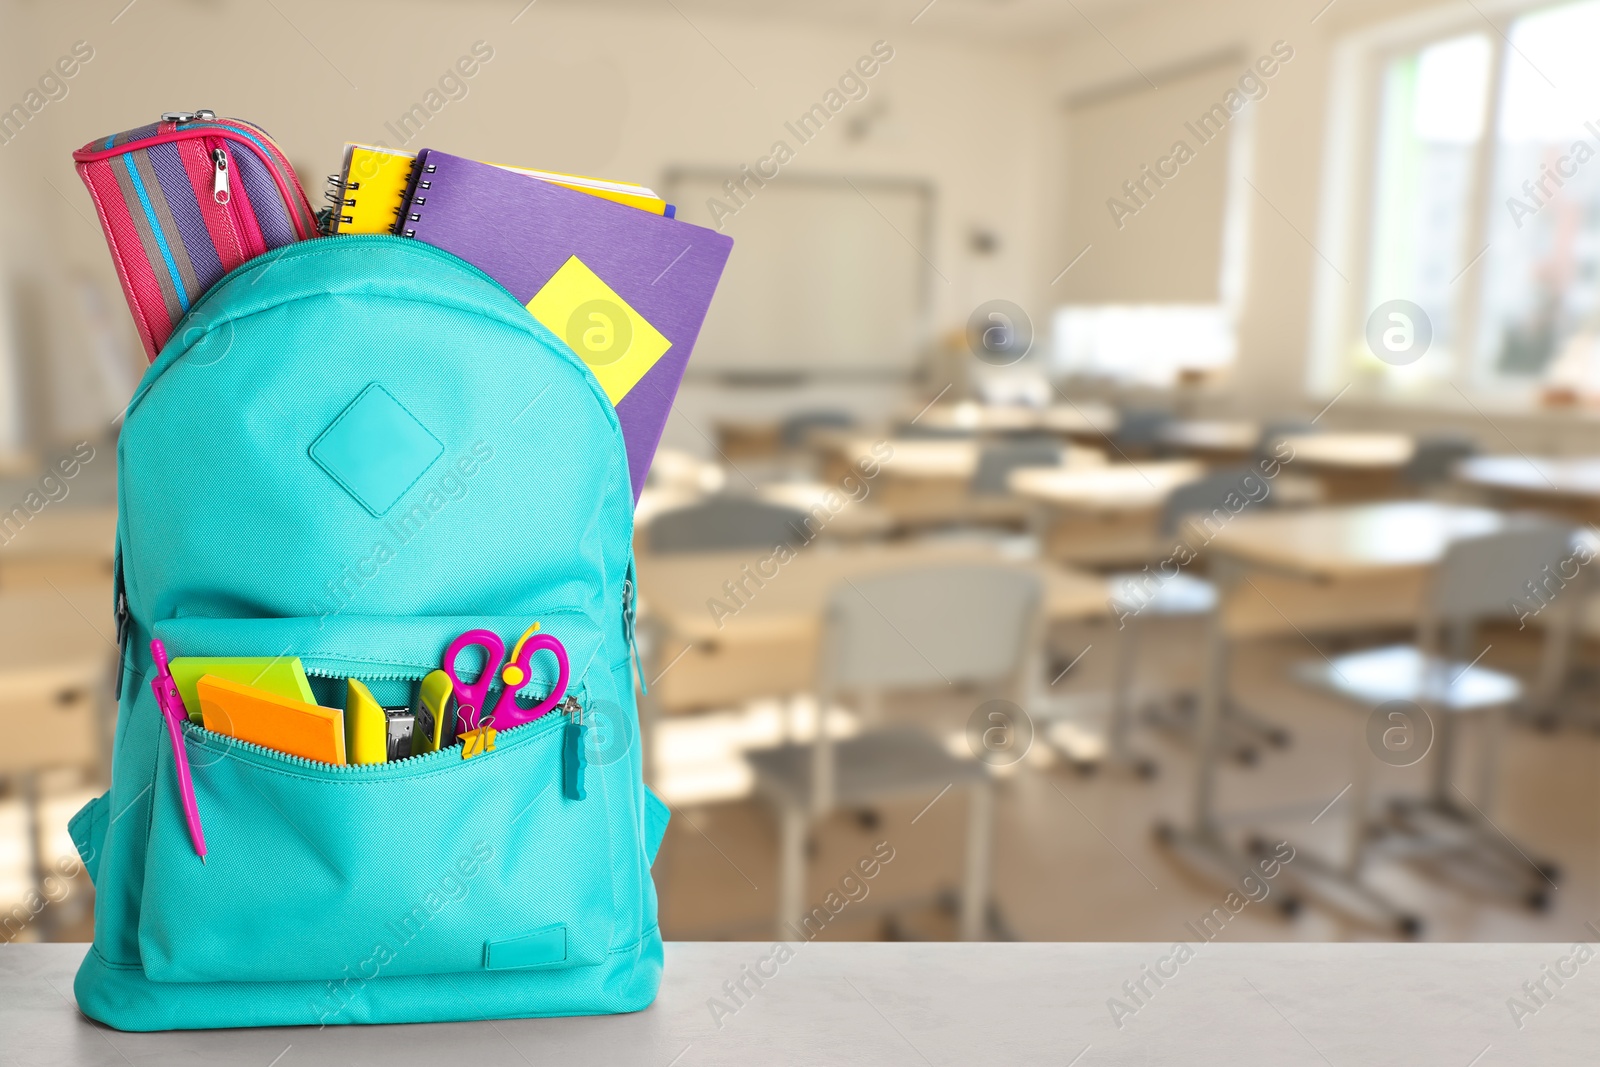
top-left (67, 235), bottom-right (668, 1030)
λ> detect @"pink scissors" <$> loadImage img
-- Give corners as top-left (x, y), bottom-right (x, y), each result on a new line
top-left (442, 624), bottom-right (569, 733)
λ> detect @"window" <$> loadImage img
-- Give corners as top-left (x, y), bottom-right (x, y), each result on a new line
top-left (1477, 1), bottom-right (1600, 394)
top-left (1361, 34), bottom-right (1491, 390)
top-left (1319, 0), bottom-right (1600, 406)
top-left (1053, 55), bottom-right (1254, 385)
top-left (1052, 305), bottom-right (1236, 387)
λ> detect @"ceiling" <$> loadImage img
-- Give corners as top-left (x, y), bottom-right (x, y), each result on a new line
top-left (533, 0), bottom-right (1165, 46)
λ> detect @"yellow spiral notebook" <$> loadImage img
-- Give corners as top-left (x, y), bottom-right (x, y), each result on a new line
top-left (324, 143), bottom-right (672, 234)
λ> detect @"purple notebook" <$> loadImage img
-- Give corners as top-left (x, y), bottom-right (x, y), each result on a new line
top-left (400, 149), bottom-right (733, 500)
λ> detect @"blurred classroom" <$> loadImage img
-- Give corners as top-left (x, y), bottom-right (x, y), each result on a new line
top-left (7, 0), bottom-right (1600, 947)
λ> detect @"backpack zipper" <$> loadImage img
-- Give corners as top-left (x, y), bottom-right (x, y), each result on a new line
top-left (623, 570), bottom-right (647, 696)
top-left (113, 548), bottom-right (130, 700)
top-left (152, 647), bottom-right (597, 856)
top-left (559, 694), bottom-right (587, 800)
top-left (173, 684), bottom-right (585, 778)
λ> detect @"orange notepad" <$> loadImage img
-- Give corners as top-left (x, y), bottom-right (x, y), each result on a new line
top-left (198, 675), bottom-right (347, 765)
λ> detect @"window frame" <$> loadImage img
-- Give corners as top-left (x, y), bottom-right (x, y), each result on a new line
top-left (1308, 0), bottom-right (1558, 410)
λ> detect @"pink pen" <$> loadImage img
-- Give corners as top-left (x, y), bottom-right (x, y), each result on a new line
top-left (150, 639), bottom-right (206, 862)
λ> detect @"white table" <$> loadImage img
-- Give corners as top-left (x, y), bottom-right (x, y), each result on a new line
top-left (0, 506), bottom-right (116, 588)
top-left (634, 482), bottom-right (894, 545)
top-left (808, 434), bottom-right (1106, 529)
top-left (1456, 454), bottom-right (1600, 523)
top-left (909, 400), bottom-right (1120, 440)
top-left (1008, 460), bottom-right (1205, 515)
top-left (1159, 419), bottom-right (1260, 461)
top-left (1276, 433), bottom-right (1415, 501)
top-left (1009, 460), bottom-right (1205, 566)
top-left (5, 941), bottom-right (1596, 1064)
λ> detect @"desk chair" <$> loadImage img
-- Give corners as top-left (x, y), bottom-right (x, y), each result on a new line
top-left (647, 496), bottom-right (809, 555)
top-left (780, 410), bottom-right (855, 449)
top-left (1289, 524), bottom-right (1569, 924)
top-left (745, 565), bottom-right (1042, 940)
top-left (1402, 433), bottom-right (1478, 489)
top-left (1111, 409), bottom-right (1173, 456)
top-left (970, 441), bottom-right (1061, 497)
top-left (1095, 467), bottom-right (1285, 775)
top-left (894, 423), bottom-right (974, 440)
top-left (776, 410), bottom-right (857, 480)
top-left (1256, 418), bottom-right (1316, 456)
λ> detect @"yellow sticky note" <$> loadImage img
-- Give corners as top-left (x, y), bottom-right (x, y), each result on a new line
top-left (525, 256), bottom-right (671, 405)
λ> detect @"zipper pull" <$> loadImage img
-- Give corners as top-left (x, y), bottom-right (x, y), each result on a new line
top-left (623, 577), bottom-right (648, 696)
top-left (161, 110), bottom-right (215, 123)
top-left (113, 590), bottom-right (130, 700)
top-left (112, 551), bottom-right (130, 700)
top-left (211, 148), bottom-right (230, 205)
top-left (562, 701), bottom-right (587, 801)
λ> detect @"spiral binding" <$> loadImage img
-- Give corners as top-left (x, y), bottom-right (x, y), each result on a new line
top-left (398, 162), bottom-right (436, 239)
top-left (320, 172), bottom-right (356, 234)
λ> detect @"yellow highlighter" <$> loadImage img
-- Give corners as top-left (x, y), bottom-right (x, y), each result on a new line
top-left (345, 679), bottom-right (389, 764)
top-left (411, 670), bottom-right (458, 756)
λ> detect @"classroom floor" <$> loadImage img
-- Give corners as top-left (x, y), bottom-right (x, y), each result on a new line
top-left (654, 622), bottom-right (1600, 945)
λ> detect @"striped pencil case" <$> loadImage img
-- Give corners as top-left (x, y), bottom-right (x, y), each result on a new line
top-left (74, 111), bottom-right (319, 361)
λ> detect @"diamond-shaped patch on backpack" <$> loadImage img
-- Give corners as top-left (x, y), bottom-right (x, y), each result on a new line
top-left (310, 383), bottom-right (443, 517)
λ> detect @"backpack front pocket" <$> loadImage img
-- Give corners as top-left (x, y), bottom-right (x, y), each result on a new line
top-left (135, 613), bottom-right (622, 985)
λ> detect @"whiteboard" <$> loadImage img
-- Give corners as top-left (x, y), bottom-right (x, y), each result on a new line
top-left (663, 172), bottom-right (932, 376)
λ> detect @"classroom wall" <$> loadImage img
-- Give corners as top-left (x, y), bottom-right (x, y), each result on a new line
top-left (1043, 0), bottom-right (1435, 413)
top-left (13, 0), bottom-right (1600, 456)
top-left (1, 0), bottom-right (1055, 452)
top-left (1041, 0), bottom-right (1600, 454)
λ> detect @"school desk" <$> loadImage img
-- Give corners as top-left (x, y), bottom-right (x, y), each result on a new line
top-left (1456, 454), bottom-right (1600, 524)
top-left (1276, 433), bottom-right (1415, 502)
top-left (1008, 460), bottom-right (1205, 567)
top-left (808, 435), bottom-right (1107, 529)
top-left (633, 541), bottom-right (1107, 715)
top-left (1157, 419), bottom-right (1259, 463)
top-left (634, 483), bottom-right (894, 549)
top-left (0, 506), bottom-right (116, 588)
top-left (649, 449), bottom-right (726, 493)
top-left (908, 399), bottom-right (1120, 443)
top-left (1160, 502), bottom-right (1579, 928)
top-left (761, 482), bottom-right (894, 538)
top-left (714, 418), bottom-right (785, 462)
top-left (4, 941), bottom-right (1595, 1064)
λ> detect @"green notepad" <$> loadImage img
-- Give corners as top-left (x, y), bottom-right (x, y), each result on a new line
top-left (169, 656), bottom-right (316, 724)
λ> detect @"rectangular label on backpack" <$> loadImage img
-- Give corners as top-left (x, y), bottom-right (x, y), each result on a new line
top-left (485, 923), bottom-right (568, 970)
